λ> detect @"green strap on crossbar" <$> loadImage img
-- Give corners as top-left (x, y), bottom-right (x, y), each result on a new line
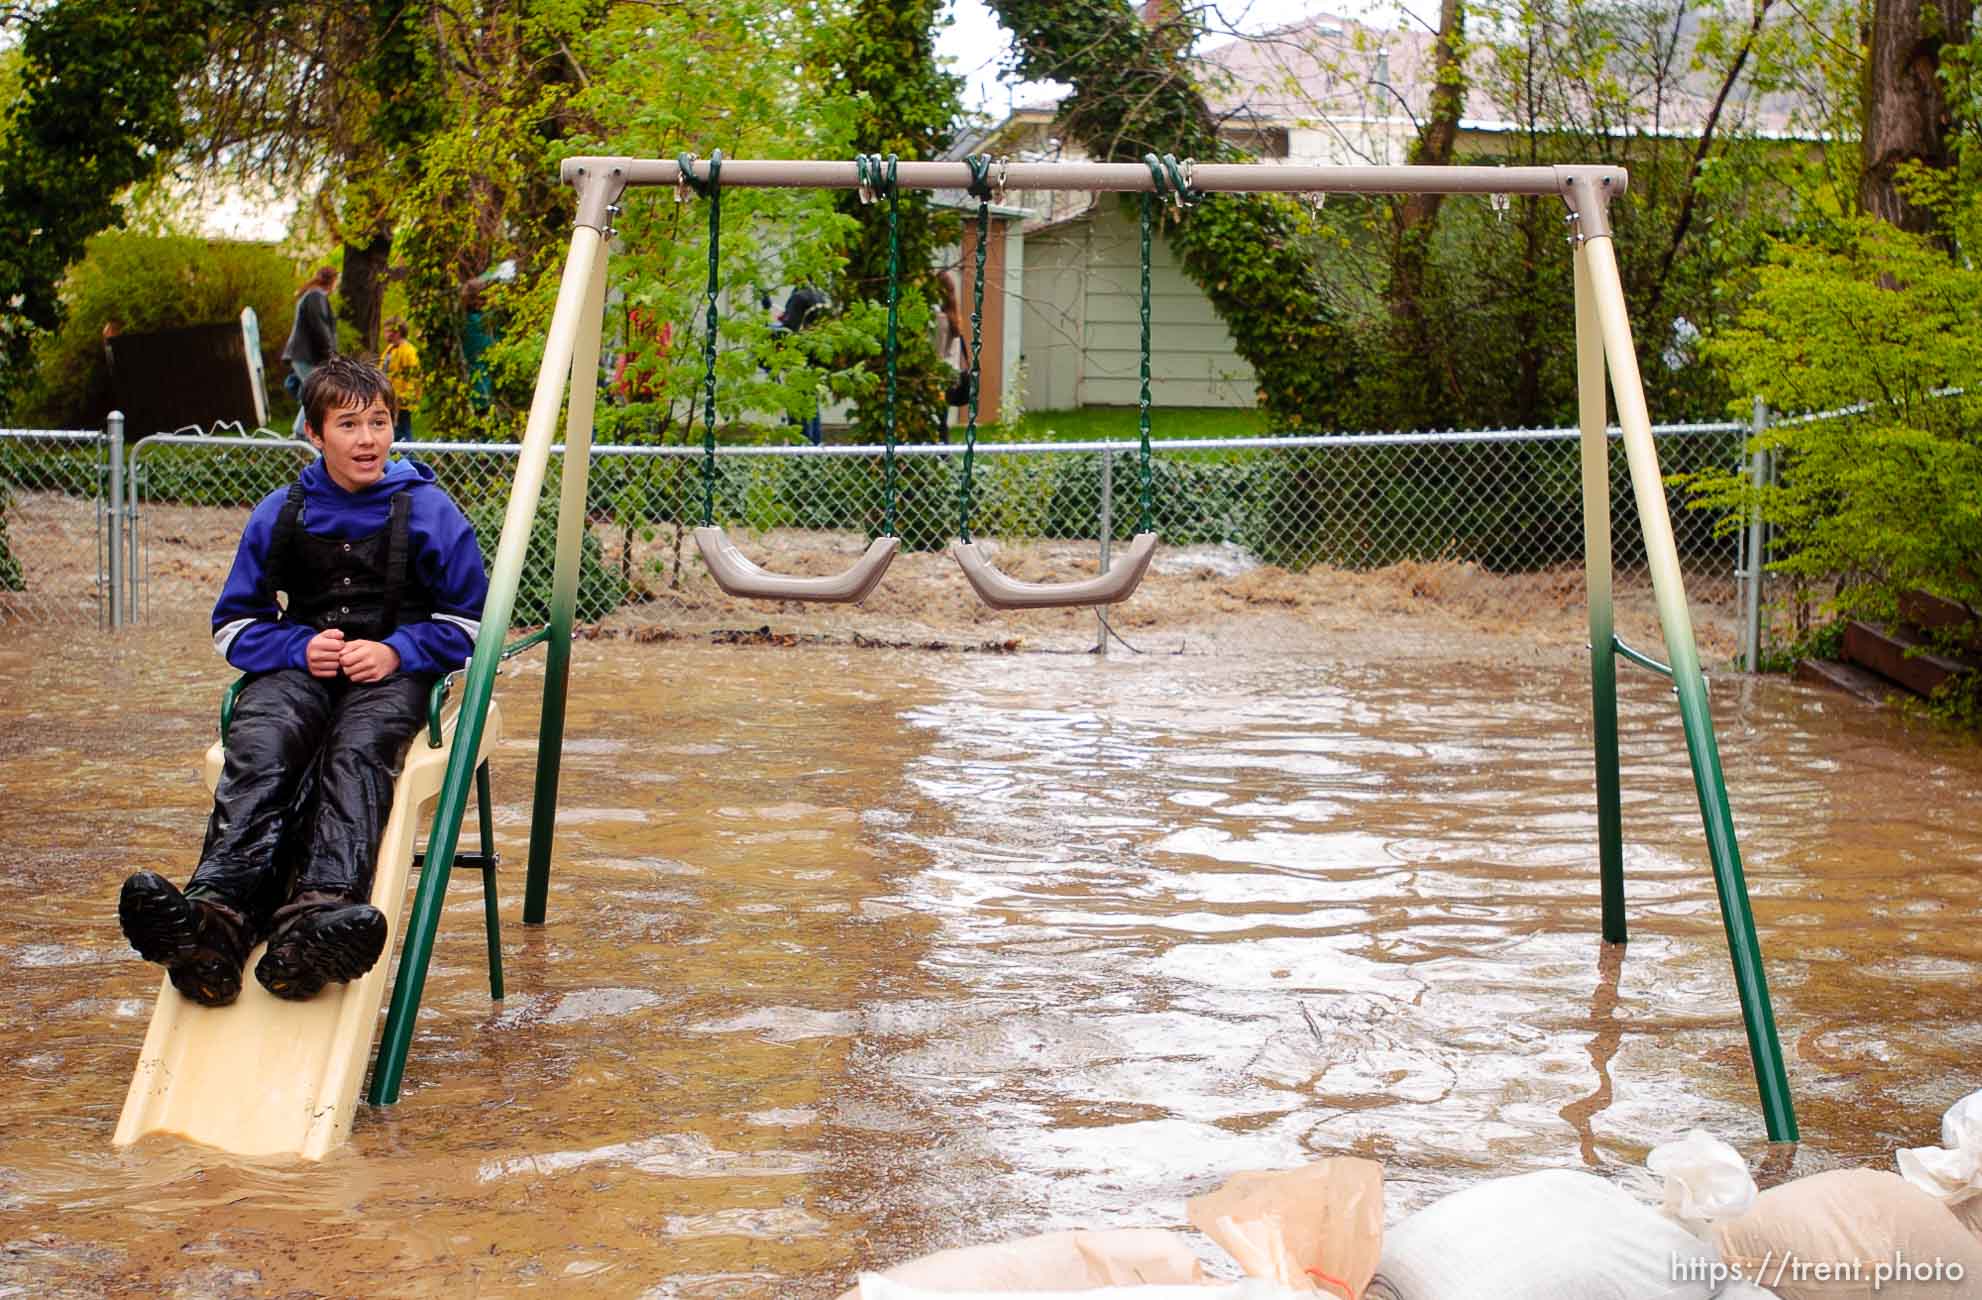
top-left (955, 154), bottom-right (992, 543)
top-left (855, 152), bottom-right (903, 537)
top-left (680, 149), bottom-right (724, 527)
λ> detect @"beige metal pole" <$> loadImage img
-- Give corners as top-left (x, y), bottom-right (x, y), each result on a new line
top-left (1576, 243), bottom-right (1626, 944)
top-left (371, 221), bottom-right (603, 1102)
top-left (548, 239), bottom-right (609, 626)
top-left (1583, 237), bottom-right (1699, 664)
top-left (521, 221), bottom-right (611, 922)
top-left (487, 225), bottom-right (604, 632)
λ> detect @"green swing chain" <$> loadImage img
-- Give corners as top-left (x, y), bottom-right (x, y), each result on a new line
top-left (1136, 153), bottom-right (1197, 536)
top-left (856, 153), bottom-right (902, 538)
top-left (956, 154), bottom-right (993, 543)
top-left (678, 149), bottom-right (724, 527)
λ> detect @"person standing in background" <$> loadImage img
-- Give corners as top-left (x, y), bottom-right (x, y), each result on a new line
top-left (775, 282), bottom-right (829, 445)
top-left (937, 271), bottom-right (970, 443)
top-left (282, 267), bottom-right (338, 438)
top-left (380, 319), bottom-right (422, 442)
top-left (460, 278), bottom-right (497, 414)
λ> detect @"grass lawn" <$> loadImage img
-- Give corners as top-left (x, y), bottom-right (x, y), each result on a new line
top-left (1008, 406), bottom-right (1270, 443)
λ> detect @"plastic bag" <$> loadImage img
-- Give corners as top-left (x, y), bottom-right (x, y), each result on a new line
top-left (1186, 1159), bottom-right (1384, 1299)
top-left (834, 1228), bottom-right (1204, 1299)
top-left (1897, 1089), bottom-right (1982, 1238)
top-left (1647, 1129), bottom-right (1759, 1235)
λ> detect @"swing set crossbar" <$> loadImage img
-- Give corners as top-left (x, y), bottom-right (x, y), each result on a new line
top-left (561, 155), bottom-right (1625, 202)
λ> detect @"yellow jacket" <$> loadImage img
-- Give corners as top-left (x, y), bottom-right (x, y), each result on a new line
top-left (382, 338), bottom-right (423, 406)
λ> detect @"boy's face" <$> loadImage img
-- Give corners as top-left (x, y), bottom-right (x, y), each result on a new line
top-left (309, 397), bottom-right (393, 493)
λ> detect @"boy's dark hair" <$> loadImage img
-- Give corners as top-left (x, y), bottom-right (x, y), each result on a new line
top-left (302, 355), bottom-right (397, 436)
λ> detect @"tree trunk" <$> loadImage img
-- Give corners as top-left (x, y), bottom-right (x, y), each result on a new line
top-left (339, 225), bottom-right (393, 356)
top-left (1860, 0), bottom-right (1972, 236)
top-left (828, 0), bottom-right (960, 447)
top-left (1386, 0), bottom-right (1467, 421)
top-left (1391, 0), bottom-right (1466, 290)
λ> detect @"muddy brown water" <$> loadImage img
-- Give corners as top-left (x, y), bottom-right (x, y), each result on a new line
top-left (0, 621), bottom-right (1977, 1297)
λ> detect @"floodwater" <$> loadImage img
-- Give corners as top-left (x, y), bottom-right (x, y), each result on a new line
top-left (0, 622), bottom-right (1978, 1297)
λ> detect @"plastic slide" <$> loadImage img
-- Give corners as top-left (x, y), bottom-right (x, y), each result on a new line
top-left (113, 700), bottom-right (503, 1160)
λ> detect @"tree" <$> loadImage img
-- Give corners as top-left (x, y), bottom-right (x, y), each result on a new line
top-left (171, 0), bottom-right (443, 352)
top-left (820, 0), bottom-right (962, 446)
top-left (1683, 218), bottom-right (1982, 720)
top-left (1860, 0), bottom-right (1973, 237)
top-left (0, 0), bottom-right (243, 413)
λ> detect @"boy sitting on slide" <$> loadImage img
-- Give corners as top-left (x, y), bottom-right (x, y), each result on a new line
top-left (119, 355), bottom-right (488, 1006)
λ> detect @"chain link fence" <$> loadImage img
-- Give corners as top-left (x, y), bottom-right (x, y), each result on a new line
top-left (0, 426), bottom-right (137, 627)
top-left (3, 420), bottom-right (1752, 646)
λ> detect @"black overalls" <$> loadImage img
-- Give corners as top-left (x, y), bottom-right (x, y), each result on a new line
top-left (185, 486), bottom-right (437, 938)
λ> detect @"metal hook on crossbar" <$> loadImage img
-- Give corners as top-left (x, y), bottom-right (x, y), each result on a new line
top-left (674, 152), bottom-right (698, 204)
top-left (1303, 191), bottom-right (1328, 214)
top-left (1490, 191), bottom-right (1510, 223)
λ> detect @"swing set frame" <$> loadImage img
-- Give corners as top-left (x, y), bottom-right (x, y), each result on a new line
top-left (366, 155), bottom-right (1799, 1145)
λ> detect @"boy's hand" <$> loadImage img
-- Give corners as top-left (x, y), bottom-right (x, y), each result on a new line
top-left (306, 629), bottom-right (346, 678)
top-left (339, 639), bottom-right (400, 683)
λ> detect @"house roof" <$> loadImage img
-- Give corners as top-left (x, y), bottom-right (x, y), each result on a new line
top-left (1198, 10), bottom-right (1814, 139)
top-left (995, 8), bottom-right (1818, 146)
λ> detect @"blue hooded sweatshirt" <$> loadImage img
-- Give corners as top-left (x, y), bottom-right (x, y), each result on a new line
top-left (211, 457), bottom-right (488, 676)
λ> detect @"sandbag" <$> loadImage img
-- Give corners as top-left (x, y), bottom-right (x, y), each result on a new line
top-left (1186, 1159), bottom-right (1383, 1298)
top-left (856, 1279), bottom-right (1300, 1300)
top-left (1364, 1169), bottom-right (1721, 1299)
top-left (1649, 1130), bottom-right (1759, 1235)
top-left (834, 1228), bottom-right (1205, 1299)
top-left (1712, 1168), bottom-right (1982, 1299)
top-left (1898, 1091), bottom-right (1982, 1247)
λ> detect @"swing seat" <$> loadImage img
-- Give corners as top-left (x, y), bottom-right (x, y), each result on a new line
top-left (951, 531), bottom-right (1158, 610)
top-left (694, 525), bottom-right (899, 604)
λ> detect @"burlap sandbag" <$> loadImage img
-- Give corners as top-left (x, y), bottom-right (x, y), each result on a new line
top-left (833, 1228), bottom-right (1205, 1298)
top-left (1957, 1198), bottom-right (1982, 1243)
top-left (1713, 1169), bottom-right (1982, 1299)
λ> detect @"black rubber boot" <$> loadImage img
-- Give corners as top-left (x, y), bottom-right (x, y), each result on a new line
top-left (118, 871), bottom-right (254, 1008)
top-left (254, 893), bottom-right (388, 1001)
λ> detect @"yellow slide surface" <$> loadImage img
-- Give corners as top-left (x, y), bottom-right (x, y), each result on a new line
top-left (114, 700), bottom-right (502, 1161)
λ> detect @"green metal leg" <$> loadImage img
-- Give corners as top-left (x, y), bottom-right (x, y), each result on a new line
top-left (1574, 246), bottom-right (1627, 946)
top-left (477, 759), bottom-right (503, 1001)
top-left (522, 224), bottom-right (609, 927)
top-left (1583, 234), bottom-right (1796, 1142)
top-left (523, 630), bottom-right (570, 926)
top-left (1673, 669), bottom-right (1797, 1139)
top-left (1590, 643), bottom-right (1626, 944)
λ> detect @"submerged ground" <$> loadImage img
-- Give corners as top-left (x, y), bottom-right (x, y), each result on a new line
top-left (0, 608), bottom-right (1977, 1296)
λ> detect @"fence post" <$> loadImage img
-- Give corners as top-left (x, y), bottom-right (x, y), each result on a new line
top-left (1741, 399), bottom-right (1769, 673)
top-left (106, 411), bottom-right (125, 630)
top-left (126, 428), bottom-right (143, 623)
top-left (1096, 449), bottom-right (1114, 655)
